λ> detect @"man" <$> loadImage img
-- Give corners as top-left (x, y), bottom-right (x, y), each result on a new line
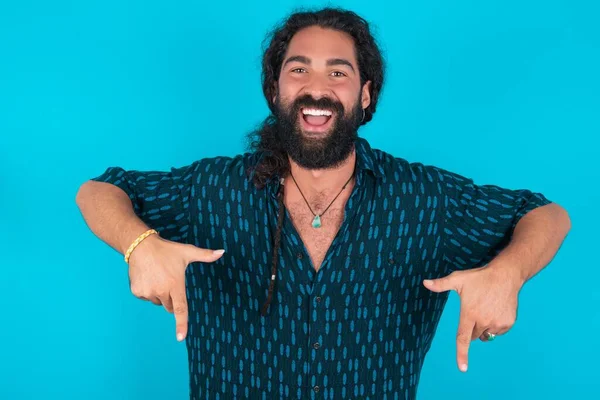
top-left (76, 7), bottom-right (571, 400)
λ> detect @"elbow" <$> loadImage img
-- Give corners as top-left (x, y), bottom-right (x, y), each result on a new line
top-left (550, 202), bottom-right (572, 233)
top-left (75, 184), bottom-right (85, 207)
top-left (556, 203), bottom-right (571, 232)
top-left (564, 210), bottom-right (572, 233)
top-left (75, 180), bottom-right (94, 207)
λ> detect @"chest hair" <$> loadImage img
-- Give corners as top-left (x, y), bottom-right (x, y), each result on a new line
top-left (285, 194), bottom-right (347, 272)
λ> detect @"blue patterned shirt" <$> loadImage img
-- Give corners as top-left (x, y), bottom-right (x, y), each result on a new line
top-left (91, 137), bottom-right (551, 399)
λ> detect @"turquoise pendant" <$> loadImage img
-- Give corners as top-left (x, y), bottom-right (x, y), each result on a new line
top-left (312, 215), bottom-right (322, 228)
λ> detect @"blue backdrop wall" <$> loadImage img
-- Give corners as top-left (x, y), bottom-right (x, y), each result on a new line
top-left (1, 0), bottom-right (598, 399)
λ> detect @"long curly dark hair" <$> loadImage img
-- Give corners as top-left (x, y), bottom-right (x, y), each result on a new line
top-left (246, 7), bottom-right (386, 189)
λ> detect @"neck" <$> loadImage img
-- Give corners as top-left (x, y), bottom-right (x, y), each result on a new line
top-left (286, 148), bottom-right (357, 196)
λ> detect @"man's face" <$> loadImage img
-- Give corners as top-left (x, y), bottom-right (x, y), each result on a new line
top-left (274, 26), bottom-right (372, 169)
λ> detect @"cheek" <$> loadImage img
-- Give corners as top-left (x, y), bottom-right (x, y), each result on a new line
top-left (335, 88), bottom-right (361, 112)
top-left (277, 76), bottom-right (301, 99)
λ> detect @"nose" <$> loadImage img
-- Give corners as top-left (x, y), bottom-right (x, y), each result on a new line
top-left (301, 73), bottom-right (334, 100)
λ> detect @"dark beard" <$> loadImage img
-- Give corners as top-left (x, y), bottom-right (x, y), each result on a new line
top-left (273, 93), bottom-right (363, 169)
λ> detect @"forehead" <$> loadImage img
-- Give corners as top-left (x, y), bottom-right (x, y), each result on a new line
top-left (284, 26), bottom-right (357, 65)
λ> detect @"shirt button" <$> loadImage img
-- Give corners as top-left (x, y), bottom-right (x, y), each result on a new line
top-left (388, 257), bottom-right (395, 264)
top-left (315, 296), bottom-right (322, 303)
top-left (297, 252), bottom-right (303, 259)
top-left (313, 342), bottom-right (320, 350)
top-left (313, 386), bottom-right (320, 393)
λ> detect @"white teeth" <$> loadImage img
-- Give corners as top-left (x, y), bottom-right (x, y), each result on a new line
top-left (302, 108), bottom-right (332, 116)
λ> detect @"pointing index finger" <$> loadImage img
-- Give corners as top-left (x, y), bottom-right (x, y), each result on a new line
top-left (456, 309), bottom-right (475, 372)
top-left (171, 286), bottom-right (189, 342)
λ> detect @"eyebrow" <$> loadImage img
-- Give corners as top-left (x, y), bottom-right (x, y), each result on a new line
top-left (283, 55), bottom-right (356, 73)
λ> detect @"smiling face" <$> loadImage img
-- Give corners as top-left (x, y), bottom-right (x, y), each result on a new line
top-left (273, 26), bottom-right (372, 169)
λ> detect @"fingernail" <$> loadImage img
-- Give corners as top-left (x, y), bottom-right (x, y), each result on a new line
top-left (423, 279), bottom-right (433, 285)
top-left (460, 363), bottom-right (468, 372)
top-left (177, 333), bottom-right (184, 341)
top-left (213, 249), bottom-right (225, 256)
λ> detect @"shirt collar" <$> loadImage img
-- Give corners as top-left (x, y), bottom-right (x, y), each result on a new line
top-left (354, 136), bottom-right (384, 182)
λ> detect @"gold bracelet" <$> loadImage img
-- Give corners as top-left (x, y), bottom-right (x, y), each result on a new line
top-left (124, 229), bottom-right (158, 264)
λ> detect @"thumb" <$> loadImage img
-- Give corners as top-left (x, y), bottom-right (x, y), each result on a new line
top-left (185, 245), bottom-right (225, 263)
top-left (423, 274), bottom-right (457, 293)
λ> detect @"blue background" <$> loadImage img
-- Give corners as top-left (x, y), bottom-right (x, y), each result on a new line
top-left (1, 0), bottom-right (598, 398)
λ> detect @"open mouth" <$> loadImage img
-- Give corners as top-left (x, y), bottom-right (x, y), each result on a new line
top-left (299, 107), bottom-right (334, 133)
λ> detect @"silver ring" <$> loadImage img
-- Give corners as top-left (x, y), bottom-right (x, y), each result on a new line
top-left (484, 331), bottom-right (496, 341)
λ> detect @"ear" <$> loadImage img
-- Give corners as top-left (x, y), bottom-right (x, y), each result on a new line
top-left (361, 80), bottom-right (372, 110)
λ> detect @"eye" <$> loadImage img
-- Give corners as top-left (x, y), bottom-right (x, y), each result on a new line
top-left (291, 67), bottom-right (307, 73)
top-left (331, 71), bottom-right (347, 77)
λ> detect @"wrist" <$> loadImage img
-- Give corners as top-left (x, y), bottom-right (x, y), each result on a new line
top-left (487, 256), bottom-right (527, 289)
top-left (124, 228), bottom-right (160, 264)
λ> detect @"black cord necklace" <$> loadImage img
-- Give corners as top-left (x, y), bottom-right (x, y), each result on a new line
top-left (289, 168), bottom-right (355, 228)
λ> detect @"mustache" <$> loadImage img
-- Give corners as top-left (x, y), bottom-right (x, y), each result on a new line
top-left (290, 94), bottom-right (345, 115)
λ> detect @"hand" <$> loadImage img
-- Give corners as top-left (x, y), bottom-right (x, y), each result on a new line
top-left (127, 234), bottom-right (225, 342)
top-left (422, 264), bottom-right (522, 372)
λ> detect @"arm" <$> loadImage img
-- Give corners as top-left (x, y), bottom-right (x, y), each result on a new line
top-left (487, 202), bottom-right (571, 286)
top-left (77, 164), bottom-right (198, 254)
top-left (423, 165), bottom-right (570, 372)
top-left (75, 162), bottom-right (222, 342)
top-left (437, 166), bottom-right (559, 272)
top-left (76, 180), bottom-right (156, 256)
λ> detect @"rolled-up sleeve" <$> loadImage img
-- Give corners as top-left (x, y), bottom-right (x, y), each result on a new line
top-left (90, 162), bottom-right (199, 244)
top-left (436, 167), bottom-right (552, 271)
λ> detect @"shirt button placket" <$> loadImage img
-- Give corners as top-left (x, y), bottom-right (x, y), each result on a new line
top-left (311, 278), bottom-right (324, 397)
top-left (298, 249), bottom-right (321, 396)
